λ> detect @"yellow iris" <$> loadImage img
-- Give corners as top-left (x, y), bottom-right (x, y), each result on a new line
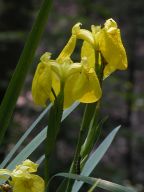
top-left (73, 18), bottom-right (128, 78)
top-left (0, 159), bottom-right (44, 192)
top-left (32, 24), bottom-right (102, 109)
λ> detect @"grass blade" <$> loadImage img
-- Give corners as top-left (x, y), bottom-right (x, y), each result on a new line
top-left (6, 102), bottom-right (79, 170)
top-left (0, 0), bottom-right (53, 145)
top-left (72, 126), bottom-right (121, 191)
top-left (53, 173), bottom-right (136, 192)
top-left (0, 104), bottom-right (51, 168)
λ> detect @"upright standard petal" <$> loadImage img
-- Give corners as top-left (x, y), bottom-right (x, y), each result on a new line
top-left (56, 35), bottom-right (77, 64)
top-left (72, 23), bottom-right (94, 46)
top-left (99, 19), bottom-right (128, 78)
top-left (14, 159), bottom-right (38, 174)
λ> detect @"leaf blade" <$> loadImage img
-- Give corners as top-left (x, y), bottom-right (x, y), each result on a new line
top-left (6, 102), bottom-right (79, 170)
top-left (72, 126), bottom-right (121, 191)
top-left (0, 104), bottom-right (52, 168)
top-left (0, 0), bottom-right (53, 145)
top-left (52, 173), bottom-right (136, 192)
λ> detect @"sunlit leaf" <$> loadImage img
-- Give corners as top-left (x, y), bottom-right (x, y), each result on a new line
top-left (53, 173), bottom-right (136, 192)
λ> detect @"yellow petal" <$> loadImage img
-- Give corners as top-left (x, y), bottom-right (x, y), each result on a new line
top-left (72, 23), bottom-right (94, 45)
top-left (73, 68), bottom-right (102, 103)
top-left (12, 175), bottom-right (44, 192)
top-left (14, 160), bottom-right (38, 173)
top-left (81, 41), bottom-right (95, 68)
top-left (64, 73), bottom-right (79, 108)
top-left (56, 35), bottom-right (76, 64)
top-left (0, 169), bottom-right (11, 180)
top-left (104, 18), bottom-right (117, 31)
top-left (22, 160), bottom-right (38, 173)
top-left (32, 58), bottom-right (52, 106)
top-left (99, 20), bottom-right (128, 78)
top-left (30, 175), bottom-right (45, 192)
top-left (49, 72), bottom-right (60, 103)
top-left (72, 22), bottom-right (82, 35)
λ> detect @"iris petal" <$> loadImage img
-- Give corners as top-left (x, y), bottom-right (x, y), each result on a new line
top-left (57, 35), bottom-right (76, 64)
top-left (32, 61), bottom-right (52, 106)
top-left (64, 73), bottom-right (79, 108)
top-left (73, 68), bottom-right (102, 103)
top-left (99, 27), bottom-right (128, 78)
top-left (81, 41), bottom-right (95, 68)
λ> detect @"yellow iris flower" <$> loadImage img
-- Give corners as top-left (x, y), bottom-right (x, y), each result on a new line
top-left (73, 18), bottom-right (128, 78)
top-left (0, 159), bottom-right (44, 192)
top-left (32, 24), bottom-right (102, 109)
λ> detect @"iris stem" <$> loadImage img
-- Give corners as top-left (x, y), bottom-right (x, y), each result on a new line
top-left (66, 51), bottom-right (105, 192)
top-left (81, 52), bottom-right (105, 159)
top-left (65, 103), bottom-right (97, 191)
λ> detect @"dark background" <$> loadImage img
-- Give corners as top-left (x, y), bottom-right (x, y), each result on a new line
top-left (0, 0), bottom-right (144, 191)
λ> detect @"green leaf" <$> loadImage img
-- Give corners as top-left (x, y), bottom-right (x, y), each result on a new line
top-left (72, 126), bottom-right (121, 191)
top-left (53, 173), bottom-right (136, 192)
top-left (6, 102), bottom-right (79, 170)
top-left (36, 155), bottom-right (45, 165)
top-left (0, 0), bottom-right (53, 145)
top-left (0, 104), bottom-right (52, 168)
top-left (87, 180), bottom-right (99, 192)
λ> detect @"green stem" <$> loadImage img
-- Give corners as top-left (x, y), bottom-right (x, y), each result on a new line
top-left (0, 0), bottom-right (53, 146)
top-left (65, 51), bottom-right (105, 191)
top-left (80, 101), bottom-right (100, 158)
top-left (45, 86), bottom-right (64, 190)
top-left (65, 103), bottom-right (97, 191)
top-left (80, 52), bottom-right (106, 161)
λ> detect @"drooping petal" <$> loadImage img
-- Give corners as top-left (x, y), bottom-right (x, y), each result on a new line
top-left (32, 53), bottom-right (52, 106)
top-left (49, 72), bottom-right (60, 103)
top-left (99, 19), bottom-right (128, 78)
top-left (73, 67), bottom-right (102, 103)
top-left (12, 175), bottom-right (44, 192)
top-left (64, 73), bottom-right (79, 108)
top-left (30, 175), bottom-right (45, 192)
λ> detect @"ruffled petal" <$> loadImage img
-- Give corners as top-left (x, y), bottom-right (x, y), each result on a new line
top-left (14, 160), bottom-right (38, 174)
top-left (99, 19), bottom-right (128, 78)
